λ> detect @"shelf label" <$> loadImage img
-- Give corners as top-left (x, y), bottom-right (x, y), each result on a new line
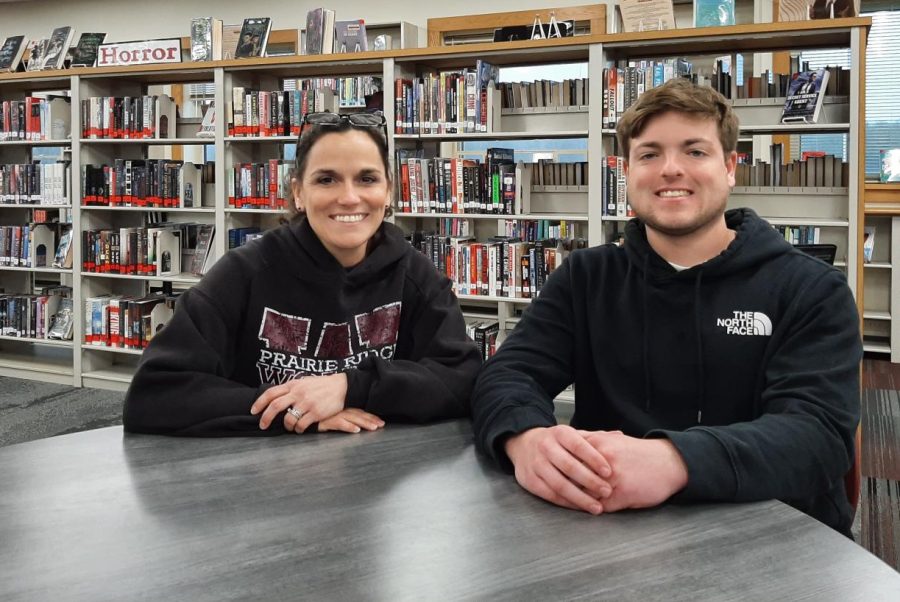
top-left (97, 39), bottom-right (182, 67)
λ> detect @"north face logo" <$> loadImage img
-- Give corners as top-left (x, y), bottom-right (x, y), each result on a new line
top-left (716, 311), bottom-right (772, 336)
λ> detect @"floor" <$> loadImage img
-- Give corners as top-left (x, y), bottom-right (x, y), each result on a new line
top-left (859, 357), bottom-right (900, 570)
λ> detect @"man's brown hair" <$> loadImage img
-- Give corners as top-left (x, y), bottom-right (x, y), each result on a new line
top-left (615, 78), bottom-right (739, 159)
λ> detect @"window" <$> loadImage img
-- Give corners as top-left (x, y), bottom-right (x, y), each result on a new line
top-left (863, 9), bottom-right (900, 178)
top-left (796, 7), bottom-right (900, 178)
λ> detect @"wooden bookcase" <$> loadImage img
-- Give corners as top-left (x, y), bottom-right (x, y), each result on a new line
top-left (863, 183), bottom-right (900, 362)
top-left (0, 17), bottom-right (870, 390)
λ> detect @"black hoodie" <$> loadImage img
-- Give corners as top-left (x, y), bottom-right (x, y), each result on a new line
top-left (472, 208), bottom-right (861, 535)
top-left (123, 219), bottom-right (481, 436)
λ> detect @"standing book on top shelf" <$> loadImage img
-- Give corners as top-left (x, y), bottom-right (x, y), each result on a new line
top-left (335, 19), bottom-right (367, 53)
top-left (305, 8), bottom-right (336, 55)
top-left (70, 32), bottom-right (106, 67)
top-left (221, 24), bottom-right (242, 60)
top-left (234, 18), bottom-right (272, 59)
top-left (26, 39), bottom-right (48, 72)
top-left (0, 35), bottom-right (29, 72)
top-left (190, 17), bottom-right (223, 62)
top-left (42, 26), bottom-right (76, 70)
top-left (694, 0), bottom-right (735, 27)
top-left (781, 68), bottom-right (830, 124)
top-left (881, 149), bottom-right (900, 183)
top-left (619, 0), bottom-right (676, 32)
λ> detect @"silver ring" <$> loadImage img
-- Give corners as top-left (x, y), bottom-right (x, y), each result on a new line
top-left (286, 407), bottom-right (303, 420)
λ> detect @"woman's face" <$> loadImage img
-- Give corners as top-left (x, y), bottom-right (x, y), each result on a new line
top-left (292, 129), bottom-right (391, 267)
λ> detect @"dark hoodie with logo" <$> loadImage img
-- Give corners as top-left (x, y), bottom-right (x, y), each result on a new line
top-left (472, 208), bottom-right (861, 535)
top-left (123, 219), bottom-right (481, 436)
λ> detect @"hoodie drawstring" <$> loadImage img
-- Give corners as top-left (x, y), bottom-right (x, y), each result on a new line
top-left (694, 271), bottom-right (705, 425)
top-left (642, 253), bottom-right (652, 412)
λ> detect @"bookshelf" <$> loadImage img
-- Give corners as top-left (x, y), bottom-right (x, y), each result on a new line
top-left (862, 182), bottom-right (900, 361)
top-left (0, 17), bottom-right (870, 390)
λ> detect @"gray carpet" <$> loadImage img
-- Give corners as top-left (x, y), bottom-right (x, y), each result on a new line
top-left (0, 376), bottom-right (125, 448)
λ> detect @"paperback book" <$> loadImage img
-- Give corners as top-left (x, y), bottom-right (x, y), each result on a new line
top-left (43, 26), bottom-right (76, 70)
top-left (335, 19), bottom-right (367, 53)
top-left (619, 0), bottom-right (676, 32)
top-left (0, 35), bottom-right (29, 72)
top-left (26, 38), bottom-right (49, 72)
top-left (881, 149), bottom-right (900, 183)
top-left (234, 17), bottom-right (272, 59)
top-left (71, 32), bottom-right (106, 68)
top-left (781, 68), bottom-right (830, 124)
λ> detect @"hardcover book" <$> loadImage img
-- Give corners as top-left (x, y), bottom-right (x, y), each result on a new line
top-left (0, 35), bottom-right (29, 72)
top-left (335, 19), bottom-right (367, 53)
top-left (781, 68), bottom-right (830, 124)
top-left (190, 17), bottom-right (223, 62)
top-left (234, 17), bottom-right (272, 59)
top-left (71, 32), bottom-right (106, 68)
top-left (42, 26), bottom-right (76, 70)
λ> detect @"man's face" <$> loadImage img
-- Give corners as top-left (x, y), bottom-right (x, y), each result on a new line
top-left (625, 110), bottom-right (736, 239)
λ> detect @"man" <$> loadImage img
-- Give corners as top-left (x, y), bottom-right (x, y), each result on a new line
top-left (471, 78), bottom-right (861, 536)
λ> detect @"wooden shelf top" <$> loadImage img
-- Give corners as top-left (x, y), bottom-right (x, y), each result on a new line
top-left (0, 18), bottom-right (871, 86)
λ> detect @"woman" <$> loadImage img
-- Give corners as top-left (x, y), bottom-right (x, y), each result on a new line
top-left (123, 112), bottom-right (481, 436)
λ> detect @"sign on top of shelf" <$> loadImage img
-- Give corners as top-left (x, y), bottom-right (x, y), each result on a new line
top-left (96, 38), bottom-right (182, 67)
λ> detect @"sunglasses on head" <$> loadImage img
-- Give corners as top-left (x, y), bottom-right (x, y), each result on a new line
top-left (298, 111), bottom-right (388, 141)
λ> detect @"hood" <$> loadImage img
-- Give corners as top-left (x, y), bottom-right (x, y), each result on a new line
top-left (620, 208), bottom-right (794, 424)
top-left (624, 208), bottom-right (794, 281)
top-left (273, 218), bottom-right (410, 285)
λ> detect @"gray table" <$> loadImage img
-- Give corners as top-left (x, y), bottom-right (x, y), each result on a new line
top-left (1, 421), bottom-right (898, 601)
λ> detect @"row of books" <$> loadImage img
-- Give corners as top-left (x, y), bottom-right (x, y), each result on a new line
top-left (601, 59), bottom-right (691, 128)
top-left (84, 293), bottom-right (176, 349)
top-left (0, 224), bottom-right (72, 269)
top-left (774, 225), bottom-right (822, 246)
top-left (79, 95), bottom-right (175, 140)
top-left (735, 154), bottom-right (849, 188)
top-left (601, 156), bottom-right (629, 218)
top-left (600, 60), bottom-right (849, 127)
top-left (502, 219), bottom-right (583, 242)
top-left (228, 161), bottom-right (291, 210)
top-left (393, 60), bottom-right (500, 135)
top-left (228, 87), bottom-right (335, 137)
top-left (0, 290), bottom-right (73, 341)
top-left (0, 27), bottom-right (93, 73)
top-left (80, 161), bottom-right (206, 208)
top-left (499, 78), bottom-right (589, 111)
top-left (190, 12), bottom-right (383, 62)
top-left (0, 97), bottom-right (71, 141)
top-left (395, 148), bottom-right (523, 215)
top-left (532, 160), bottom-right (588, 187)
top-left (0, 162), bottom-right (71, 205)
top-left (304, 76), bottom-right (381, 108)
top-left (409, 232), bottom-right (585, 299)
top-left (82, 223), bottom-right (216, 277)
top-left (228, 227), bottom-right (263, 249)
